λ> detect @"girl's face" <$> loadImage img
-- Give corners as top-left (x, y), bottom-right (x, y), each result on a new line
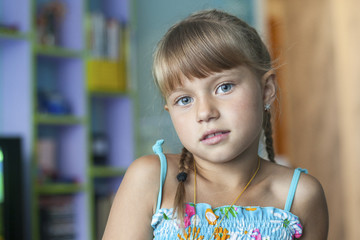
top-left (165, 66), bottom-right (276, 164)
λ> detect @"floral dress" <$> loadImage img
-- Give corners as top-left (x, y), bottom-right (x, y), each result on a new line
top-left (151, 203), bottom-right (303, 240)
top-left (152, 140), bottom-right (306, 240)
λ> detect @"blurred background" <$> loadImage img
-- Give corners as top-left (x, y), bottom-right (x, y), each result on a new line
top-left (0, 0), bottom-right (358, 239)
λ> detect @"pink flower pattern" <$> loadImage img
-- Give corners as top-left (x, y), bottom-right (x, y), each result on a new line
top-left (293, 223), bottom-right (303, 239)
top-left (250, 228), bottom-right (261, 240)
top-left (183, 204), bottom-right (196, 228)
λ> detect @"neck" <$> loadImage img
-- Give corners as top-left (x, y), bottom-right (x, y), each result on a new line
top-left (193, 147), bottom-right (261, 189)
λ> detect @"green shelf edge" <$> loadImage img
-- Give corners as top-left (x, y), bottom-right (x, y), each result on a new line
top-left (90, 166), bottom-right (127, 177)
top-left (34, 45), bottom-right (86, 58)
top-left (36, 183), bottom-right (85, 194)
top-left (0, 30), bottom-right (31, 40)
top-left (36, 114), bottom-right (87, 125)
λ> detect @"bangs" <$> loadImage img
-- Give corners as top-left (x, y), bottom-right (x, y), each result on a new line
top-left (153, 21), bottom-right (251, 96)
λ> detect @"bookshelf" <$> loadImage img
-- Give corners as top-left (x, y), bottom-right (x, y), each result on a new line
top-left (87, 0), bottom-right (134, 237)
top-left (0, 0), bottom-right (134, 239)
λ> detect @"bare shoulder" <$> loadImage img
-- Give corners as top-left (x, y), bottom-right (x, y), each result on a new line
top-left (292, 170), bottom-right (326, 210)
top-left (261, 161), bottom-right (323, 201)
top-left (102, 155), bottom-right (162, 239)
top-left (291, 170), bottom-right (329, 239)
top-left (123, 153), bottom-right (181, 197)
top-left (125, 154), bottom-right (162, 183)
top-left (125, 153), bottom-right (181, 201)
top-left (263, 161), bottom-right (328, 239)
top-left (120, 154), bottom-right (163, 208)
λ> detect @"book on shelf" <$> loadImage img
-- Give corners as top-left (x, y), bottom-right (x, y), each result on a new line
top-left (88, 13), bottom-right (123, 60)
top-left (37, 138), bottom-right (57, 182)
top-left (39, 195), bottom-right (76, 240)
top-left (86, 12), bottom-right (128, 92)
top-left (106, 19), bottom-right (121, 60)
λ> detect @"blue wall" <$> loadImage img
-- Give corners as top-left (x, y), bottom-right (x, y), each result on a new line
top-left (134, 0), bottom-right (258, 156)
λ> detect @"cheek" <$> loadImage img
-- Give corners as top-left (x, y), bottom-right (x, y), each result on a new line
top-left (229, 91), bottom-right (264, 126)
top-left (169, 111), bottom-right (193, 139)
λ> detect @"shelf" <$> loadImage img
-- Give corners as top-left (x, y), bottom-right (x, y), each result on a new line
top-left (0, 0), bottom-right (134, 239)
top-left (0, 30), bottom-right (31, 40)
top-left (90, 166), bottom-right (126, 178)
top-left (36, 183), bottom-right (85, 195)
top-left (36, 114), bottom-right (86, 125)
top-left (34, 45), bottom-right (85, 58)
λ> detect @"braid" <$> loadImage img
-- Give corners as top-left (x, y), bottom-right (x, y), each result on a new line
top-left (173, 147), bottom-right (193, 224)
top-left (263, 110), bottom-right (276, 162)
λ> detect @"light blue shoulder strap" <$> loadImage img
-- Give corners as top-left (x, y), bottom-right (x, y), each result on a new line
top-left (284, 168), bottom-right (308, 212)
top-left (152, 139), bottom-right (167, 213)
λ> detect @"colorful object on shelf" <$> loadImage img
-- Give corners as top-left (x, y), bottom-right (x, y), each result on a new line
top-left (92, 133), bottom-right (109, 165)
top-left (86, 13), bottom-right (128, 92)
top-left (87, 59), bottom-right (127, 92)
top-left (36, 0), bottom-right (66, 46)
top-left (37, 91), bottom-right (71, 115)
top-left (87, 13), bottom-right (123, 59)
top-left (37, 138), bottom-right (56, 182)
top-left (35, 137), bottom-right (81, 184)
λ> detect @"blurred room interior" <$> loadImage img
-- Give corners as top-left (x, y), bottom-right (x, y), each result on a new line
top-left (0, 0), bottom-right (359, 239)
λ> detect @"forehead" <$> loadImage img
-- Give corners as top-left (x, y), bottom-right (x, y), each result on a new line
top-left (166, 66), bottom-right (251, 95)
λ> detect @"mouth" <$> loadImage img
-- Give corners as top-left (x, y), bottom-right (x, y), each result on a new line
top-left (200, 130), bottom-right (230, 141)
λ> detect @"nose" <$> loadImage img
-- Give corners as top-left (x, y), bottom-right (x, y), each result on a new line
top-left (196, 98), bottom-right (220, 123)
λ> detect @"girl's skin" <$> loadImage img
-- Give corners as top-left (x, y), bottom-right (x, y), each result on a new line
top-left (103, 66), bottom-right (329, 240)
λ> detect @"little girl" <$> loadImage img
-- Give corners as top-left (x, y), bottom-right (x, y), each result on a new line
top-left (103, 9), bottom-right (328, 240)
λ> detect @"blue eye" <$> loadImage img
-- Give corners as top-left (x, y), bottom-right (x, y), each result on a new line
top-left (176, 96), bottom-right (193, 106)
top-left (216, 83), bottom-right (233, 93)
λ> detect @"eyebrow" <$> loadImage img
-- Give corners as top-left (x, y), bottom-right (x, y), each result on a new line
top-left (166, 68), bottom-right (245, 97)
top-left (166, 87), bottom-right (185, 99)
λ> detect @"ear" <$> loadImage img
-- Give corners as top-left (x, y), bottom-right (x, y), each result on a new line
top-left (261, 70), bottom-right (277, 106)
top-left (164, 105), bottom-right (169, 112)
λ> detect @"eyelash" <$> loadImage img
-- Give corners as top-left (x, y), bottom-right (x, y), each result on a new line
top-left (216, 83), bottom-right (234, 94)
top-left (175, 96), bottom-right (193, 106)
top-left (173, 82), bottom-right (235, 106)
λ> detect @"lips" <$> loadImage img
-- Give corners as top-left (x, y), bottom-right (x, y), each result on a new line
top-left (200, 130), bottom-right (230, 141)
top-left (204, 132), bottom-right (223, 139)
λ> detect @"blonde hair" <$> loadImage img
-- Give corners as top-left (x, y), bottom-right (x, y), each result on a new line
top-left (152, 9), bottom-right (275, 223)
top-left (153, 9), bottom-right (272, 96)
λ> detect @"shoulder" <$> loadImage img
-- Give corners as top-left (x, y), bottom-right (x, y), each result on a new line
top-left (117, 155), bottom-right (162, 210)
top-left (102, 155), bottom-right (162, 239)
top-left (291, 169), bottom-right (328, 218)
top-left (126, 153), bottom-right (180, 178)
top-left (122, 153), bottom-right (181, 208)
top-left (292, 170), bottom-right (329, 238)
top-left (261, 162), bottom-right (328, 238)
top-left (123, 155), bottom-right (161, 186)
top-left (265, 161), bottom-right (327, 208)
top-left (126, 154), bottom-right (161, 177)
top-left (293, 170), bottom-right (326, 207)
top-left (265, 162), bottom-right (328, 238)
top-left (260, 161), bottom-right (327, 210)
